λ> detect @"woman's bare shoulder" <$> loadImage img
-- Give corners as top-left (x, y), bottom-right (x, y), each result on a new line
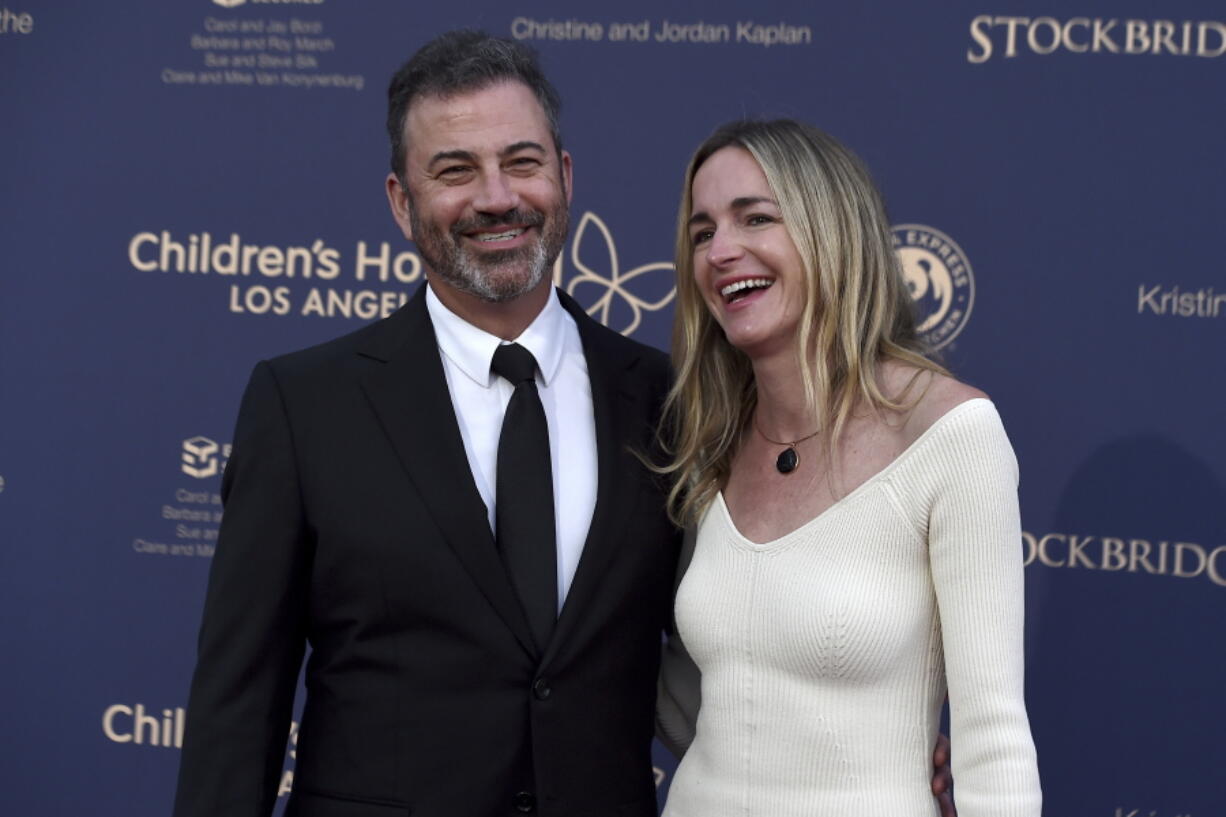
top-left (881, 362), bottom-right (988, 445)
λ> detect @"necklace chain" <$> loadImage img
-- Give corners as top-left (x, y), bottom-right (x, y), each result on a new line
top-left (753, 416), bottom-right (821, 447)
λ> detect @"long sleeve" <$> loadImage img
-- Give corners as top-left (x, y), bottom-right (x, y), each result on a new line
top-left (925, 403), bottom-right (1042, 816)
top-left (173, 361), bottom-right (311, 817)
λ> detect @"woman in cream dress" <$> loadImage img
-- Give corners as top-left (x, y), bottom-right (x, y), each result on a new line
top-left (656, 120), bottom-right (1041, 816)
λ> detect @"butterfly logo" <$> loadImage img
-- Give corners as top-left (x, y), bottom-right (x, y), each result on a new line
top-left (554, 211), bottom-right (675, 337)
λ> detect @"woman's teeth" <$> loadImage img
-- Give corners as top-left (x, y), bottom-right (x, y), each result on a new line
top-left (721, 278), bottom-right (773, 301)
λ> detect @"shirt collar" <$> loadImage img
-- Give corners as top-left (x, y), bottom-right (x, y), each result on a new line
top-left (425, 283), bottom-right (567, 388)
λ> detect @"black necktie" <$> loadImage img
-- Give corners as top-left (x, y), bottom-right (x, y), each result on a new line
top-left (491, 343), bottom-right (557, 652)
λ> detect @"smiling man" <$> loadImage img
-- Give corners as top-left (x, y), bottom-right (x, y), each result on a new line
top-left (173, 30), bottom-right (680, 817)
top-left (387, 79), bottom-right (572, 339)
top-left (392, 80), bottom-right (571, 308)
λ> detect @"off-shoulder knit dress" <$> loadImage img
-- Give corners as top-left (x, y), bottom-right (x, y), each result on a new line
top-left (661, 399), bottom-right (1041, 817)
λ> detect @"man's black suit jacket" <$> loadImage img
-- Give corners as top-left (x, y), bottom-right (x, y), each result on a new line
top-left (173, 287), bottom-right (681, 817)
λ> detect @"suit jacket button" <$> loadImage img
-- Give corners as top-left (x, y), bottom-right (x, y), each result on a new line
top-left (532, 677), bottom-right (552, 700)
top-left (513, 791), bottom-right (536, 812)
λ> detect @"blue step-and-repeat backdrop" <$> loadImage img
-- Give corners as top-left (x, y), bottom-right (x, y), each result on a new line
top-left (2, 1), bottom-right (1223, 815)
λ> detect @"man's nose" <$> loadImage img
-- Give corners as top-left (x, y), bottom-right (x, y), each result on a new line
top-left (473, 171), bottom-right (521, 215)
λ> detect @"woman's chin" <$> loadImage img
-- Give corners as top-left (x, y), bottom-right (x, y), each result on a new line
top-left (720, 327), bottom-right (790, 362)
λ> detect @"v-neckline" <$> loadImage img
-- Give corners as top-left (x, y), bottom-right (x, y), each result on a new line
top-left (716, 398), bottom-right (990, 548)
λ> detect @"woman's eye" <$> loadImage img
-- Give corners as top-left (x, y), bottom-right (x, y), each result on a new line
top-left (692, 229), bottom-right (713, 245)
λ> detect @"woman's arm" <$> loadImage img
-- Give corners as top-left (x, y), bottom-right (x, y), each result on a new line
top-left (928, 402), bottom-right (1042, 816)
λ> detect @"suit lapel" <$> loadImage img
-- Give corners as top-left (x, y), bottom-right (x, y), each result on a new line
top-left (548, 292), bottom-right (652, 658)
top-left (356, 288), bottom-right (537, 657)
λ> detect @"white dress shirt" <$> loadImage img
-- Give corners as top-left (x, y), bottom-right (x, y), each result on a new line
top-left (425, 284), bottom-right (598, 611)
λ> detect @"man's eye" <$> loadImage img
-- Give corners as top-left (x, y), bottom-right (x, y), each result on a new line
top-left (437, 165), bottom-right (473, 179)
top-left (507, 157), bottom-right (542, 172)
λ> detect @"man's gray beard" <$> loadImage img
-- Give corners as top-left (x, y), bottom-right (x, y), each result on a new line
top-left (440, 239), bottom-right (551, 303)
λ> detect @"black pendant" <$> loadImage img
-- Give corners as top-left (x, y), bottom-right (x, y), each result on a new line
top-left (776, 447), bottom-right (799, 474)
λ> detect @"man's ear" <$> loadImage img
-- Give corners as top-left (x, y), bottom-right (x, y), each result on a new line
top-left (385, 173), bottom-right (414, 241)
top-left (560, 150), bottom-right (574, 205)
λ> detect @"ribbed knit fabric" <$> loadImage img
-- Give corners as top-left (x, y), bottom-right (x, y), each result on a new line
top-left (662, 399), bottom-right (1041, 817)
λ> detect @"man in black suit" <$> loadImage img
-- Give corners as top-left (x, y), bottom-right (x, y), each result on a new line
top-left (174, 30), bottom-right (679, 817)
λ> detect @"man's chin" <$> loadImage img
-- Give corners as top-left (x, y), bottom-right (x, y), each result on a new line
top-left (438, 261), bottom-right (543, 304)
top-left (481, 271), bottom-right (548, 303)
top-left (460, 247), bottom-right (552, 297)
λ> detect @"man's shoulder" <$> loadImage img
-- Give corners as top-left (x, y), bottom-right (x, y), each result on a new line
top-left (254, 294), bottom-right (423, 385)
top-left (269, 317), bottom-right (382, 367)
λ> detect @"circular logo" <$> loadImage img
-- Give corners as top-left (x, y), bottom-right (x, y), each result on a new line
top-left (892, 224), bottom-right (974, 350)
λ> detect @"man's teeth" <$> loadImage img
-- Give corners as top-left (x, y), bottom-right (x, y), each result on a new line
top-left (720, 278), bottom-right (773, 298)
top-left (476, 228), bottom-right (525, 242)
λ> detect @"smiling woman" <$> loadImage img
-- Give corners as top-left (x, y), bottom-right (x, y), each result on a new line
top-left (656, 120), bottom-right (1042, 817)
top-left (685, 146), bottom-right (807, 361)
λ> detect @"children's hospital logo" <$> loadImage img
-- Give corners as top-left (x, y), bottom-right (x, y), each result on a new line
top-left (555, 211), bottom-right (675, 337)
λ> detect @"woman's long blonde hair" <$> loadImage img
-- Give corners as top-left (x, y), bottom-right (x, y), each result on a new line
top-left (659, 119), bottom-right (947, 527)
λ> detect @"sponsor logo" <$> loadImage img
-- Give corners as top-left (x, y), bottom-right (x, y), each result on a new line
top-left (560, 211), bottom-right (675, 336)
top-left (892, 224), bottom-right (974, 350)
top-left (1138, 283), bottom-right (1224, 318)
top-left (182, 436), bottom-right (230, 479)
top-left (0, 7), bottom-right (33, 34)
top-left (968, 16), bottom-right (1226, 63)
top-left (1024, 531), bottom-right (1226, 587)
